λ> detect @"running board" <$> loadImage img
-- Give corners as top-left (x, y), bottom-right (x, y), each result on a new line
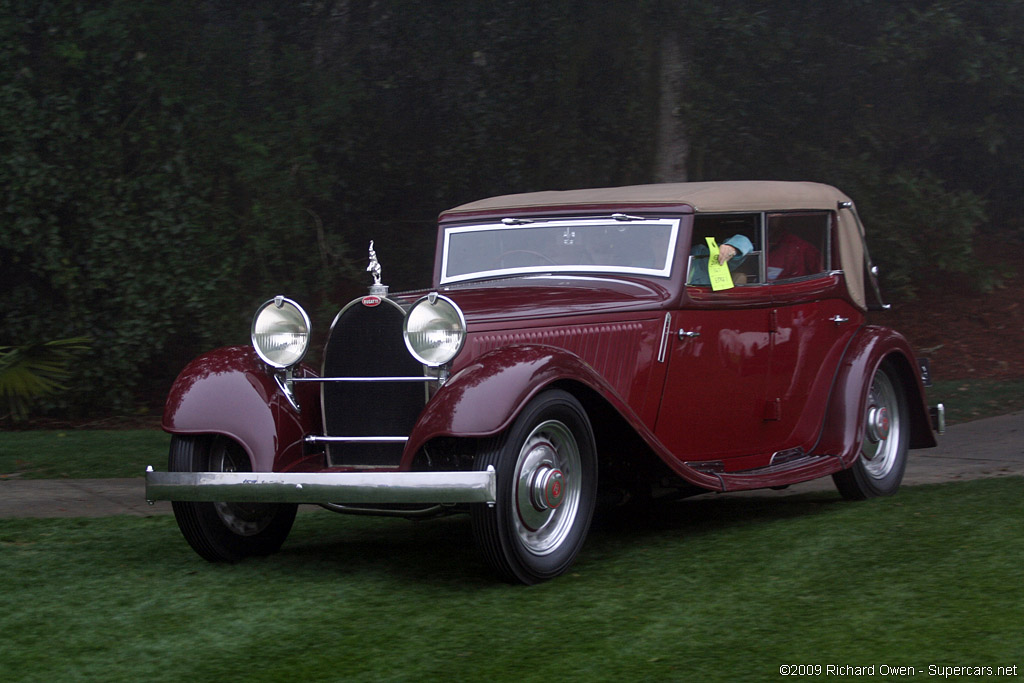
top-left (706, 454), bottom-right (845, 492)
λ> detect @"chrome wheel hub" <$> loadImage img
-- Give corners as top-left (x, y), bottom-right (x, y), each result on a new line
top-left (861, 372), bottom-right (901, 479)
top-left (530, 466), bottom-right (565, 511)
top-left (867, 405), bottom-right (890, 442)
top-left (513, 420), bottom-right (581, 555)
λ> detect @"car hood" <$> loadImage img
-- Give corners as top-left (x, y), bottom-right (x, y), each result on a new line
top-left (437, 275), bottom-right (674, 326)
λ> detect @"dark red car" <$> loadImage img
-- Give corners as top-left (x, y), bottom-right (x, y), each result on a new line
top-left (148, 181), bottom-right (944, 584)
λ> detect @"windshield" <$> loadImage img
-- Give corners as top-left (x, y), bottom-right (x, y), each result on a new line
top-left (441, 217), bottom-right (680, 284)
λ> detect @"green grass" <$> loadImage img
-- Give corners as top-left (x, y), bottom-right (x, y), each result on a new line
top-left (929, 378), bottom-right (1024, 425)
top-left (1, 478), bottom-right (1022, 681)
top-left (0, 430), bottom-right (169, 479)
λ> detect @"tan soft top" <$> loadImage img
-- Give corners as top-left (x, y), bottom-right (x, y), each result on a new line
top-left (443, 180), bottom-right (850, 214)
top-left (443, 181), bottom-right (867, 310)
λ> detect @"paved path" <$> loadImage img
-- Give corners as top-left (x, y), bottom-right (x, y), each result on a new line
top-left (1, 411), bottom-right (1022, 518)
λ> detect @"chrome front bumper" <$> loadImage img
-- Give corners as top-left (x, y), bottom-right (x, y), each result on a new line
top-left (145, 466), bottom-right (496, 505)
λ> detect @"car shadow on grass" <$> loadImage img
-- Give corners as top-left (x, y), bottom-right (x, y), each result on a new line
top-left (278, 511), bottom-right (494, 586)
top-left (270, 491), bottom-right (848, 584)
top-left (599, 490), bottom-right (845, 531)
top-left (588, 490), bottom-right (846, 545)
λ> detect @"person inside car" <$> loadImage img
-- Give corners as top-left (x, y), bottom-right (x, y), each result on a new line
top-left (766, 223), bottom-right (823, 281)
top-left (687, 234), bottom-right (753, 285)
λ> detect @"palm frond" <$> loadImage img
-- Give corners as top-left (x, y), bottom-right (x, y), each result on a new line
top-left (0, 337), bottom-right (92, 420)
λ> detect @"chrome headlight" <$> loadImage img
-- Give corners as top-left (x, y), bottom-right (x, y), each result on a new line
top-left (251, 296), bottom-right (311, 369)
top-left (403, 294), bottom-right (466, 367)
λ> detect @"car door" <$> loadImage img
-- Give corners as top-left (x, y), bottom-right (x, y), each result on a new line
top-left (655, 299), bottom-right (774, 461)
top-left (655, 212), bottom-right (774, 462)
top-left (760, 212), bottom-right (863, 452)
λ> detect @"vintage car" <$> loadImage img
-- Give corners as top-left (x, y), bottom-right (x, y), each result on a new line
top-left (147, 181), bottom-right (944, 584)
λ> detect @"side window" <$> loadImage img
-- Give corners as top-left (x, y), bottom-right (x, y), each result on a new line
top-left (765, 213), bottom-right (829, 282)
top-left (687, 214), bottom-right (763, 286)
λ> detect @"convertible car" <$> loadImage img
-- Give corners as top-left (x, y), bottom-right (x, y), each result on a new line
top-left (147, 181), bottom-right (944, 584)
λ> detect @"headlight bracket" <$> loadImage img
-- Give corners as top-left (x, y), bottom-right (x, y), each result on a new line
top-left (273, 367), bottom-right (302, 413)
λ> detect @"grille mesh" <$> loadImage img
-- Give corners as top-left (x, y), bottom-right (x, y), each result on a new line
top-left (321, 301), bottom-right (426, 468)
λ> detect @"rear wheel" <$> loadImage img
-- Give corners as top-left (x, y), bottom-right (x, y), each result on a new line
top-left (471, 389), bottom-right (597, 584)
top-left (833, 362), bottom-right (909, 500)
top-left (169, 435), bottom-right (297, 562)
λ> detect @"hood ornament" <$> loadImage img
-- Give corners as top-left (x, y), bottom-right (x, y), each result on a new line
top-left (366, 240), bottom-right (388, 297)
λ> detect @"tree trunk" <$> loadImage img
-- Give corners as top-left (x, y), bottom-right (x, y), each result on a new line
top-left (653, 32), bottom-right (689, 183)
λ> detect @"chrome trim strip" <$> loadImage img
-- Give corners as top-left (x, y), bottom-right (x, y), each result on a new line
top-left (146, 467), bottom-right (497, 504)
top-left (305, 435), bottom-right (408, 443)
top-left (657, 312), bottom-right (671, 363)
top-left (440, 217), bottom-right (681, 285)
top-left (294, 376), bottom-right (438, 383)
top-left (769, 447), bottom-right (806, 466)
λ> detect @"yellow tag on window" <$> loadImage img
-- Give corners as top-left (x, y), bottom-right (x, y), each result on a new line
top-left (706, 237), bottom-right (735, 291)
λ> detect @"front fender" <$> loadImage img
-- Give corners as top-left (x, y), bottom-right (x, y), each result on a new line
top-left (162, 346), bottom-right (322, 472)
top-left (402, 344), bottom-right (629, 464)
top-left (815, 326), bottom-right (936, 464)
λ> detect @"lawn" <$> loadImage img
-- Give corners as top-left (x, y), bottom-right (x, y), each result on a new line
top-left (0, 429), bottom-right (169, 479)
top-left (1, 478), bottom-right (1022, 681)
top-left (929, 378), bottom-right (1024, 425)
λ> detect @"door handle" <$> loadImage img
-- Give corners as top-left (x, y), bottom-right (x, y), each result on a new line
top-left (829, 315), bottom-right (849, 325)
top-left (678, 330), bottom-right (701, 339)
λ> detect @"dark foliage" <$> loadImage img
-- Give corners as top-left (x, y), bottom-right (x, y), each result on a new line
top-left (1, 0), bottom-right (1019, 416)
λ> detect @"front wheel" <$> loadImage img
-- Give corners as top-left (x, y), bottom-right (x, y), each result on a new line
top-left (169, 435), bottom-right (297, 562)
top-left (471, 389), bottom-right (598, 584)
top-left (832, 362), bottom-right (909, 500)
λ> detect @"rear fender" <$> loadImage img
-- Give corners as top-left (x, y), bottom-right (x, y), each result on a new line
top-left (162, 346), bottom-right (322, 472)
top-left (402, 344), bottom-right (632, 466)
top-left (816, 327), bottom-right (936, 464)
